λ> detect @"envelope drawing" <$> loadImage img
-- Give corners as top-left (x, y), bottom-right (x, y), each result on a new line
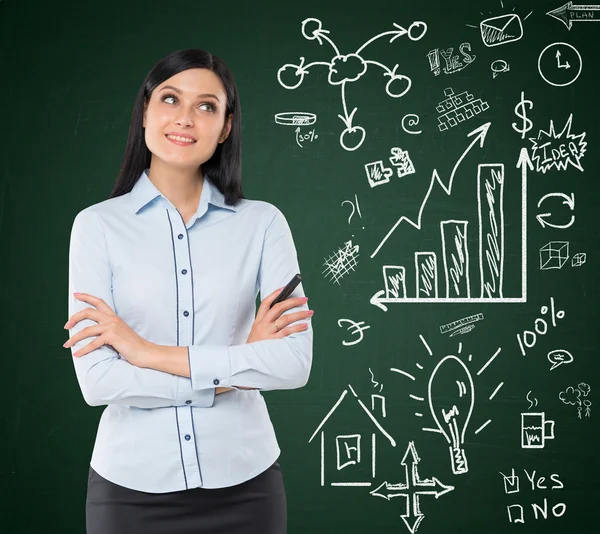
top-left (480, 14), bottom-right (523, 47)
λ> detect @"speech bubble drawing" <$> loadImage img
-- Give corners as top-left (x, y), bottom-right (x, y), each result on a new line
top-left (548, 349), bottom-right (574, 371)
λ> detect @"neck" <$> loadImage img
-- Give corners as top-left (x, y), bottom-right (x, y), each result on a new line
top-left (147, 159), bottom-right (204, 214)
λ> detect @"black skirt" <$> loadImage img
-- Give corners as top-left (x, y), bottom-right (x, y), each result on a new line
top-left (85, 461), bottom-right (287, 534)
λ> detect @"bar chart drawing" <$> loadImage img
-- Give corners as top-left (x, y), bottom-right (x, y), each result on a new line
top-left (441, 220), bottom-right (471, 298)
top-left (371, 160), bottom-right (526, 307)
top-left (478, 164), bottom-right (505, 298)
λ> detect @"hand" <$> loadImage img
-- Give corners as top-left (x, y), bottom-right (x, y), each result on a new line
top-left (63, 292), bottom-right (154, 367)
top-left (246, 287), bottom-right (313, 344)
top-left (214, 289), bottom-right (312, 396)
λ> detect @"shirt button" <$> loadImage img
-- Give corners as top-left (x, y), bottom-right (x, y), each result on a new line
top-left (181, 269), bottom-right (188, 275)
top-left (213, 378), bottom-right (220, 385)
top-left (185, 400), bottom-right (192, 404)
top-left (178, 234), bottom-right (184, 240)
top-left (183, 310), bottom-right (189, 317)
top-left (184, 434), bottom-right (191, 441)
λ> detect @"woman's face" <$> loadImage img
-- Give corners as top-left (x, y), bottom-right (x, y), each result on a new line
top-left (143, 68), bottom-right (232, 171)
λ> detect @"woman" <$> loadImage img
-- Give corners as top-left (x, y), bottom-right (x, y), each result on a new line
top-left (64, 48), bottom-right (314, 534)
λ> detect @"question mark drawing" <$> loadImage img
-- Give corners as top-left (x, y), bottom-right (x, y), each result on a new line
top-left (341, 194), bottom-right (364, 232)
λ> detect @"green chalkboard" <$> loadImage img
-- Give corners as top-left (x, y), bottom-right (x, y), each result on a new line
top-left (1, 0), bottom-right (599, 532)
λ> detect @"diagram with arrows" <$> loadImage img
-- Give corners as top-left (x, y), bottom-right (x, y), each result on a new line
top-left (370, 441), bottom-right (454, 533)
top-left (279, 4), bottom-right (595, 532)
top-left (277, 17), bottom-right (427, 151)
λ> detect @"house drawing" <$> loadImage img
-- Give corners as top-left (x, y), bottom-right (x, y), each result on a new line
top-left (308, 385), bottom-right (397, 486)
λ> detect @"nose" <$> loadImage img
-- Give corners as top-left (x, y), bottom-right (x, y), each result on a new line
top-left (175, 111), bottom-right (193, 127)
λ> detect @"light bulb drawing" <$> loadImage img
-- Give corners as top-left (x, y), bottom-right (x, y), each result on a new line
top-left (427, 355), bottom-right (474, 475)
top-left (391, 336), bottom-right (503, 475)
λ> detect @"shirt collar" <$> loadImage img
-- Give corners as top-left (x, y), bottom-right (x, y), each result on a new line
top-left (130, 168), bottom-right (236, 215)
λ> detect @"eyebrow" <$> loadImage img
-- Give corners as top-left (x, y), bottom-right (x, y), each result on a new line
top-left (159, 85), bottom-right (220, 102)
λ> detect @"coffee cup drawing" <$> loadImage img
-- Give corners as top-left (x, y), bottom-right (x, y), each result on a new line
top-left (521, 412), bottom-right (555, 449)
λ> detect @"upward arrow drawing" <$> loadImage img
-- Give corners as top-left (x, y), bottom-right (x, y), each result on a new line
top-left (547, 2), bottom-right (600, 30)
top-left (371, 122), bottom-right (491, 259)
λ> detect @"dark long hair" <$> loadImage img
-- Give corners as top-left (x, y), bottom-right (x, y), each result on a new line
top-left (108, 49), bottom-right (244, 205)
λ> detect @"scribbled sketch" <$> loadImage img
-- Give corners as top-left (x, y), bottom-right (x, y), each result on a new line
top-left (530, 114), bottom-right (587, 173)
top-left (559, 382), bottom-right (592, 418)
top-left (295, 127), bottom-right (318, 148)
top-left (370, 122), bottom-right (493, 260)
top-left (436, 87), bottom-right (489, 132)
top-left (278, 18), bottom-right (427, 151)
top-left (521, 412), bottom-right (555, 449)
top-left (426, 43), bottom-right (476, 76)
top-left (508, 501), bottom-right (567, 524)
top-left (538, 42), bottom-right (583, 87)
top-left (401, 114), bottom-right (422, 135)
top-left (539, 241), bottom-right (569, 270)
top-left (323, 240), bottom-right (359, 284)
top-left (502, 470), bottom-right (566, 524)
top-left (274, 111), bottom-right (317, 126)
top-left (308, 384), bottom-right (396, 486)
top-left (370, 368), bottom-right (384, 395)
top-left (428, 355), bottom-right (475, 474)
top-left (274, 112), bottom-right (319, 147)
top-left (478, 164), bottom-right (505, 298)
top-left (508, 504), bottom-right (525, 524)
top-left (365, 148), bottom-right (416, 187)
top-left (479, 13), bottom-right (524, 47)
top-left (537, 193), bottom-right (575, 229)
top-left (370, 156), bottom-right (528, 305)
top-left (516, 297), bottom-right (565, 356)
top-left (365, 160), bottom-right (393, 187)
top-left (341, 194), bottom-right (363, 228)
top-left (338, 319), bottom-right (371, 346)
top-left (441, 220), bottom-right (470, 299)
top-left (384, 266), bottom-right (408, 299)
top-left (415, 253), bottom-right (438, 298)
top-left (390, 148), bottom-right (416, 177)
top-left (440, 313), bottom-right (485, 336)
top-left (392, 338), bottom-right (501, 453)
top-left (548, 349), bottom-right (574, 370)
top-left (547, 2), bottom-right (600, 30)
top-left (526, 390), bottom-right (539, 410)
top-left (512, 91), bottom-right (533, 139)
top-left (572, 252), bottom-right (586, 266)
top-left (500, 468), bottom-right (520, 494)
top-left (491, 59), bottom-right (510, 78)
top-left (370, 442), bottom-right (455, 534)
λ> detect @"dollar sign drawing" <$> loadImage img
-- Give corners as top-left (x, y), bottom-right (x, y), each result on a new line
top-left (512, 91), bottom-right (533, 139)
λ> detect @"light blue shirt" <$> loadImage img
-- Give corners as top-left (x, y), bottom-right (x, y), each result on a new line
top-left (67, 169), bottom-right (313, 492)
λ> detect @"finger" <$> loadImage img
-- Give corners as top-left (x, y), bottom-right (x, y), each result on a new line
top-left (74, 293), bottom-right (116, 316)
top-left (256, 287), bottom-right (285, 321)
top-left (65, 324), bottom-right (105, 348)
top-left (272, 309), bottom-right (313, 329)
top-left (65, 308), bottom-right (106, 329)
top-left (274, 323), bottom-right (309, 339)
top-left (267, 296), bottom-right (308, 321)
top-left (72, 337), bottom-right (105, 358)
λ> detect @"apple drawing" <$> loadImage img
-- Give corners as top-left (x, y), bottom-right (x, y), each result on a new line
top-left (340, 126), bottom-right (366, 152)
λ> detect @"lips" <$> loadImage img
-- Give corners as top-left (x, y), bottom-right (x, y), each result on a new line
top-left (165, 134), bottom-right (197, 146)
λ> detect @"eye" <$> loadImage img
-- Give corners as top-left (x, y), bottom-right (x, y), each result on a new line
top-left (161, 93), bottom-right (177, 104)
top-left (161, 93), bottom-right (216, 113)
top-left (199, 102), bottom-right (216, 113)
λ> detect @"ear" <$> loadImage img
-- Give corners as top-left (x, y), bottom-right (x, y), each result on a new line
top-left (218, 113), bottom-right (233, 144)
